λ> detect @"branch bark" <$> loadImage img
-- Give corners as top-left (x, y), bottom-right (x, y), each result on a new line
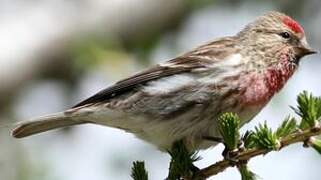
top-left (193, 125), bottom-right (321, 179)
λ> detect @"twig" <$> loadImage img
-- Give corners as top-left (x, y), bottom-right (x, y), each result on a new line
top-left (194, 125), bottom-right (321, 179)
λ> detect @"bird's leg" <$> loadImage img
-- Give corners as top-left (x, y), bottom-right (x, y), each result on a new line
top-left (202, 136), bottom-right (246, 166)
top-left (202, 135), bottom-right (240, 165)
top-left (222, 140), bottom-right (245, 166)
top-left (222, 145), bottom-right (239, 166)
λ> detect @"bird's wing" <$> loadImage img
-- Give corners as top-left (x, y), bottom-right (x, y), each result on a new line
top-left (73, 37), bottom-right (237, 108)
top-left (73, 56), bottom-right (213, 108)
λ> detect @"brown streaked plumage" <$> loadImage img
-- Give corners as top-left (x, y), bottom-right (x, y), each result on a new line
top-left (73, 37), bottom-right (238, 108)
top-left (12, 12), bottom-right (316, 151)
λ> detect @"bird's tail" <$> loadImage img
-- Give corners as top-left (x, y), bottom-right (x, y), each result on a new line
top-left (12, 112), bottom-right (85, 138)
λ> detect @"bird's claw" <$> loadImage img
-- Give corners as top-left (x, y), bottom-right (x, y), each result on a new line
top-left (222, 140), bottom-right (245, 166)
top-left (222, 148), bottom-right (239, 166)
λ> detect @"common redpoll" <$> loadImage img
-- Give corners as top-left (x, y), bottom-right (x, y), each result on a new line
top-left (12, 12), bottom-right (316, 151)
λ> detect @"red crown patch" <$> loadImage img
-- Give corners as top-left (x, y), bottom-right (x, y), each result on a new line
top-left (283, 16), bottom-right (304, 34)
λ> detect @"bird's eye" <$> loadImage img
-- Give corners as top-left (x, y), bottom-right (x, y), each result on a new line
top-left (279, 32), bottom-right (291, 39)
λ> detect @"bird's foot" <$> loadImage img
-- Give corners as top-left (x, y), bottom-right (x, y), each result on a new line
top-left (222, 140), bottom-right (245, 166)
top-left (202, 136), bottom-right (246, 166)
top-left (222, 147), bottom-right (239, 166)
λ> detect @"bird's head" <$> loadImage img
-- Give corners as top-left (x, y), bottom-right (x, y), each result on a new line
top-left (238, 11), bottom-right (316, 67)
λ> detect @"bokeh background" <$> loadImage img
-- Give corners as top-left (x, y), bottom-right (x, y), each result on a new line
top-left (0, 0), bottom-right (320, 180)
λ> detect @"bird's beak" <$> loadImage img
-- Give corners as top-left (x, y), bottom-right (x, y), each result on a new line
top-left (296, 37), bottom-right (318, 56)
top-left (298, 47), bottom-right (317, 56)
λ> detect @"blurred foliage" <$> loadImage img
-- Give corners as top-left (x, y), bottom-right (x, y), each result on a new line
top-left (167, 140), bottom-right (200, 180)
top-left (68, 36), bottom-right (127, 70)
top-left (238, 164), bottom-right (257, 180)
top-left (131, 161), bottom-right (148, 180)
top-left (121, 0), bottom-right (218, 61)
top-left (17, 155), bottom-right (50, 180)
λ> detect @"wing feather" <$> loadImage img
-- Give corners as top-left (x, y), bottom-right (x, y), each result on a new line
top-left (73, 57), bottom-right (209, 107)
top-left (73, 37), bottom-right (237, 108)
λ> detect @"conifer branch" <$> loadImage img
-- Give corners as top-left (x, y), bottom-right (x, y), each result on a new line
top-left (131, 161), bottom-right (149, 180)
top-left (194, 122), bottom-right (321, 179)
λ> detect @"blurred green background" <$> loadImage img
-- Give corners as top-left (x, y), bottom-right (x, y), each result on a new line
top-left (0, 0), bottom-right (320, 179)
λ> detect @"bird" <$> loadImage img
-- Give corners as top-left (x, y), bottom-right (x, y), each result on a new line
top-left (12, 11), bottom-right (316, 151)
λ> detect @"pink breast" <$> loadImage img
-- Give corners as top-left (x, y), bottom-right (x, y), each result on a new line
top-left (240, 59), bottom-right (296, 106)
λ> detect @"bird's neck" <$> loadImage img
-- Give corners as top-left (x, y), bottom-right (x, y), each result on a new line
top-left (240, 57), bottom-right (297, 105)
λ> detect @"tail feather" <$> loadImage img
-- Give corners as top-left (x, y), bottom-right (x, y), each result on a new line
top-left (12, 112), bottom-right (85, 138)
